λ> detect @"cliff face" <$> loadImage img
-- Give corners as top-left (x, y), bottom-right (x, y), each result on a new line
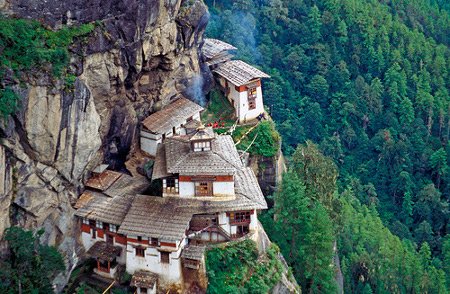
top-left (0, 0), bottom-right (208, 289)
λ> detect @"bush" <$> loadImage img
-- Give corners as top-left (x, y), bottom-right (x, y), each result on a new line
top-left (237, 121), bottom-right (280, 157)
top-left (0, 227), bottom-right (65, 293)
top-left (0, 16), bottom-right (94, 120)
top-left (206, 239), bottom-right (283, 293)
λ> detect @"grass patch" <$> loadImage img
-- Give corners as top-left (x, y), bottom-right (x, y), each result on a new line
top-left (206, 239), bottom-right (284, 294)
top-left (0, 16), bottom-right (95, 120)
top-left (236, 121), bottom-right (280, 157)
top-left (201, 89), bottom-right (235, 127)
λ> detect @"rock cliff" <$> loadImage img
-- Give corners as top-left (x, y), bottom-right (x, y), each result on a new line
top-left (0, 0), bottom-right (208, 290)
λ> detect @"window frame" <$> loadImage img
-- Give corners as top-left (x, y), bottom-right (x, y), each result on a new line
top-left (160, 251), bottom-right (170, 264)
top-left (135, 247), bottom-right (145, 257)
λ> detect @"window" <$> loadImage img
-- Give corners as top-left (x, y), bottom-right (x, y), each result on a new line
top-left (247, 87), bottom-right (257, 110)
top-left (91, 229), bottom-right (96, 239)
top-left (230, 211), bottom-right (251, 224)
top-left (109, 224), bottom-right (117, 233)
top-left (137, 236), bottom-right (142, 242)
top-left (160, 251), bottom-right (170, 264)
top-left (195, 181), bottom-right (212, 196)
top-left (164, 178), bottom-right (179, 193)
top-left (136, 247), bottom-right (145, 257)
top-left (96, 221), bottom-right (103, 229)
top-left (140, 288), bottom-right (148, 294)
top-left (82, 218), bottom-right (89, 225)
top-left (150, 238), bottom-right (158, 246)
top-left (193, 141), bottom-right (211, 152)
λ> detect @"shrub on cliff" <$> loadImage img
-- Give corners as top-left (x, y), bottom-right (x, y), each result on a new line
top-left (0, 16), bottom-right (94, 120)
top-left (0, 227), bottom-right (65, 293)
top-left (206, 239), bottom-right (283, 293)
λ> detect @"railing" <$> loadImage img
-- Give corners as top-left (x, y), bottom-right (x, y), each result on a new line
top-left (229, 219), bottom-right (251, 226)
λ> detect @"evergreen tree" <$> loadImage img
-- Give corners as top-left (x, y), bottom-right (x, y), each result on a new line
top-left (1, 227), bottom-right (65, 293)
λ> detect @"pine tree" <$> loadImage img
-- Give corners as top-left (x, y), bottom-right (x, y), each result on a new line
top-left (302, 203), bottom-right (336, 293)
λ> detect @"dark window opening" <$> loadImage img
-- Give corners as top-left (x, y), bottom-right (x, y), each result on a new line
top-left (150, 238), bottom-right (158, 246)
top-left (136, 247), bottom-right (145, 257)
top-left (166, 178), bottom-right (175, 187)
top-left (160, 251), bottom-right (170, 264)
top-left (106, 234), bottom-right (114, 245)
top-left (237, 225), bottom-right (249, 236)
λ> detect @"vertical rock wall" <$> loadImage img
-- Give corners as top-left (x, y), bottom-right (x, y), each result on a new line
top-left (0, 0), bottom-right (209, 290)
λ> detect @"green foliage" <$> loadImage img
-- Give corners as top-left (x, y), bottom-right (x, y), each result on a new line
top-left (202, 89), bottom-right (235, 126)
top-left (237, 121), bottom-right (280, 157)
top-left (338, 191), bottom-right (447, 293)
top-left (205, 0), bottom-right (449, 284)
top-left (0, 227), bottom-right (65, 293)
top-left (0, 88), bottom-right (19, 120)
top-left (261, 169), bottom-right (336, 292)
top-left (0, 16), bottom-right (94, 119)
top-left (206, 240), bottom-right (283, 294)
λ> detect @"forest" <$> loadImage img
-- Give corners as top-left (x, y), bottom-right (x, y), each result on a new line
top-left (205, 0), bottom-right (449, 292)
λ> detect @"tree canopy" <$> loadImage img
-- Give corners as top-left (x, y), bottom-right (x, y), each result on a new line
top-left (0, 227), bottom-right (65, 293)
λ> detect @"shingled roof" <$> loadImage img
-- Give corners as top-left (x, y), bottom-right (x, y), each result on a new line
top-left (152, 134), bottom-right (243, 179)
top-left (85, 170), bottom-right (122, 191)
top-left (118, 181), bottom-right (266, 242)
top-left (214, 60), bottom-right (270, 86)
top-left (131, 270), bottom-right (158, 289)
top-left (87, 241), bottom-right (122, 261)
top-left (202, 38), bottom-right (236, 60)
top-left (118, 195), bottom-right (193, 241)
top-left (102, 174), bottom-right (149, 198)
top-left (75, 193), bottom-right (135, 225)
top-left (142, 98), bottom-right (204, 134)
top-left (182, 245), bottom-right (205, 261)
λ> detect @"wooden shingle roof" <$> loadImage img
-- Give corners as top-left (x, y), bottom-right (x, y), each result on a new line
top-left (202, 38), bottom-right (237, 60)
top-left (118, 195), bottom-right (193, 241)
top-left (214, 60), bottom-right (270, 86)
top-left (102, 174), bottom-right (149, 198)
top-left (142, 98), bottom-right (204, 134)
top-left (131, 270), bottom-right (158, 288)
top-left (153, 134), bottom-right (242, 179)
top-left (87, 241), bottom-right (122, 262)
top-left (75, 194), bottom-right (135, 225)
top-left (84, 170), bottom-right (122, 191)
top-left (182, 245), bottom-right (205, 261)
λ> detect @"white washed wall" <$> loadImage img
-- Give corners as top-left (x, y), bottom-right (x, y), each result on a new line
top-left (212, 181), bottom-right (234, 196)
top-left (125, 242), bottom-right (184, 284)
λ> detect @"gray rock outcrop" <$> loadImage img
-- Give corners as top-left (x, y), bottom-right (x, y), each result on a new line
top-left (0, 0), bottom-right (208, 290)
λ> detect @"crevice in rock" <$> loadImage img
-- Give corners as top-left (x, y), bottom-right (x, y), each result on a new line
top-left (11, 115), bottom-right (37, 162)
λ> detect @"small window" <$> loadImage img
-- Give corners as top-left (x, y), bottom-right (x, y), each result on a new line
top-left (137, 236), bottom-right (142, 242)
top-left (82, 218), bottom-right (89, 225)
top-left (109, 224), bottom-right (117, 232)
top-left (140, 288), bottom-right (148, 294)
top-left (248, 87), bottom-right (257, 110)
top-left (96, 221), bottom-right (103, 229)
top-left (160, 251), bottom-right (170, 264)
top-left (195, 181), bottom-right (212, 196)
top-left (166, 178), bottom-right (175, 187)
top-left (91, 229), bottom-right (96, 239)
top-left (150, 238), bottom-right (158, 246)
top-left (136, 247), bottom-right (145, 257)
